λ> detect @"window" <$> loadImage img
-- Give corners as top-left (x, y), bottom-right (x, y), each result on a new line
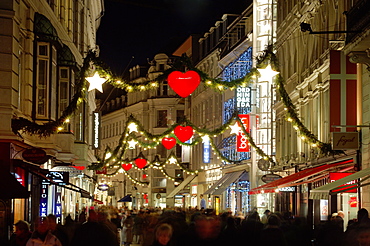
top-left (36, 43), bottom-right (50, 118)
top-left (59, 67), bottom-right (69, 118)
top-left (176, 110), bottom-right (184, 123)
top-left (157, 110), bottom-right (167, 127)
top-left (157, 81), bottom-right (168, 96)
top-left (74, 102), bottom-right (85, 141)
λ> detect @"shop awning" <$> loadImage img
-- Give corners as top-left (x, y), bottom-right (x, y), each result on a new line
top-left (118, 195), bottom-right (132, 202)
top-left (94, 198), bottom-right (104, 204)
top-left (310, 167), bottom-right (370, 200)
top-left (0, 168), bottom-right (30, 199)
top-left (204, 170), bottom-right (247, 196)
top-left (14, 160), bottom-right (92, 199)
top-left (167, 175), bottom-right (197, 198)
top-left (249, 158), bottom-right (354, 195)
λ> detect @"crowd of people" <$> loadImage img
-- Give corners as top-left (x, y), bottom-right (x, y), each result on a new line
top-left (6, 206), bottom-right (370, 246)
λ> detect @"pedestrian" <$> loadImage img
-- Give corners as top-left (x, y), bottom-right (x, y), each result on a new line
top-left (200, 195), bottom-right (206, 210)
top-left (261, 209), bottom-right (271, 224)
top-left (133, 211), bottom-right (144, 244)
top-left (26, 217), bottom-right (62, 246)
top-left (121, 212), bottom-right (134, 246)
top-left (9, 220), bottom-right (32, 246)
top-left (260, 214), bottom-right (287, 246)
top-left (150, 223), bottom-right (173, 246)
top-left (70, 209), bottom-right (119, 246)
top-left (47, 214), bottom-right (70, 246)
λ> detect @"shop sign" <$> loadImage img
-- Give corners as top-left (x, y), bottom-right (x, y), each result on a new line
top-left (54, 186), bottom-right (62, 223)
top-left (278, 187), bottom-right (295, 192)
top-left (237, 114), bottom-right (250, 152)
top-left (349, 196), bottom-right (358, 207)
top-left (261, 174), bottom-right (281, 183)
top-left (22, 148), bottom-right (48, 164)
top-left (40, 184), bottom-right (49, 217)
top-left (329, 172), bottom-right (357, 193)
top-left (43, 171), bottom-right (69, 185)
top-left (236, 87), bottom-right (251, 111)
top-left (92, 111), bottom-right (101, 149)
top-left (320, 199), bottom-right (328, 221)
top-left (332, 132), bottom-right (359, 150)
top-left (203, 140), bottom-right (210, 163)
top-left (98, 183), bottom-right (109, 191)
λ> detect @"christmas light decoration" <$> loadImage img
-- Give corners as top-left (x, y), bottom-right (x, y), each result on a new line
top-left (168, 70), bottom-right (201, 97)
top-left (161, 137), bottom-right (176, 150)
top-left (86, 72), bottom-right (106, 92)
top-left (174, 125), bottom-right (193, 142)
top-left (229, 122), bottom-right (241, 135)
top-left (121, 163), bottom-right (133, 171)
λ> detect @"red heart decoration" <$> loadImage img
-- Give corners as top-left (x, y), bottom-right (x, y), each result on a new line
top-left (121, 163), bottom-right (133, 171)
top-left (174, 126), bottom-right (193, 143)
top-left (135, 158), bottom-right (147, 169)
top-left (162, 137), bottom-right (176, 150)
top-left (142, 174), bottom-right (147, 179)
top-left (168, 71), bottom-right (200, 97)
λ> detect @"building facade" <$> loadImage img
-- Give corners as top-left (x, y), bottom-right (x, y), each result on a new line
top-left (0, 0), bottom-right (103, 240)
top-left (249, 0), bottom-right (367, 228)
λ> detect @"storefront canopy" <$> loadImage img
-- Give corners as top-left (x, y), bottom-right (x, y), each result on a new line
top-left (310, 167), bottom-right (370, 200)
top-left (0, 168), bottom-right (30, 199)
top-left (204, 170), bottom-right (247, 196)
top-left (248, 158), bottom-right (354, 195)
top-left (118, 195), bottom-right (132, 202)
top-left (94, 198), bottom-right (104, 204)
top-left (167, 175), bottom-right (197, 198)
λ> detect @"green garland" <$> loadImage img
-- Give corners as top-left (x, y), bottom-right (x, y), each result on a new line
top-left (12, 46), bottom-right (339, 178)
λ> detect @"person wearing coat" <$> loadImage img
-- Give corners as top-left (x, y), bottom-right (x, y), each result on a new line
top-left (26, 217), bottom-right (62, 246)
top-left (121, 213), bottom-right (134, 246)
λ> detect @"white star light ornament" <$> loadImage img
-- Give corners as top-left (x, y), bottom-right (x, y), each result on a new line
top-left (127, 122), bottom-right (138, 133)
top-left (128, 139), bottom-right (138, 149)
top-left (229, 122), bottom-right (241, 135)
top-left (257, 64), bottom-right (280, 82)
top-left (168, 156), bottom-right (177, 164)
top-left (202, 135), bottom-right (210, 143)
top-left (86, 72), bottom-right (106, 92)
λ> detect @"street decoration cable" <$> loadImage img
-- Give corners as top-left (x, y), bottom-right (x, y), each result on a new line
top-left (11, 46), bottom-right (340, 185)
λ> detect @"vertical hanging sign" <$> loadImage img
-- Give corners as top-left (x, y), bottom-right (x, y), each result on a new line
top-left (54, 185), bottom-right (62, 223)
top-left (39, 184), bottom-right (48, 217)
top-left (237, 114), bottom-right (250, 152)
top-left (203, 139), bottom-right (210, 163)
top-left (92, 111), bottom-right (101, 149)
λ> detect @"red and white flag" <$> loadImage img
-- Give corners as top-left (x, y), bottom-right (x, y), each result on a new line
top-left (330, 50), bottom-right (357, 132)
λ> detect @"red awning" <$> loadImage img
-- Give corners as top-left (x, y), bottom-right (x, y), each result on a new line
top-left (249, 159), bottom-right (354, 195)
top-left (94, 198), bottom-right (104, 204)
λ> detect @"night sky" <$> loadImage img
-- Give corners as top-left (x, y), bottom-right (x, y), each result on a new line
top-left (97, 0), bottom-right (251, 76)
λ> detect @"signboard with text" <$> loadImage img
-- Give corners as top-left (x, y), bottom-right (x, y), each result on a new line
top-left (237, 114), bottom-right (250, 152)
top-left (332, 132), bottom-right (359, 150)
top-left (92, 111), bottom-right (101, 149)
top-left (329, 172), bottom-right (357, 193)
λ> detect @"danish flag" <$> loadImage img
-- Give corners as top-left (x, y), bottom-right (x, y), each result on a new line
top-left (330, 50), bottom-right (357, 132)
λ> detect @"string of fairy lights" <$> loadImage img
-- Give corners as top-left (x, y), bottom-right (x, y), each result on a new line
top-left (11, 46), bottom-right (338, 185)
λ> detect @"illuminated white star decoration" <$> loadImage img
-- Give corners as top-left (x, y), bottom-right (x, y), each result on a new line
top-left (127, 122), bottom-right (138, 133)
top-left (104, 152), bottom-right (112, 160)
top-left (229, 122), bottom-right (241, 135)
top-left (168, 156), bottom-right (177, 164)
top-left (257, 64), bottom-right (280, 82)
top-left (127, 139), bottom-right (138, 149)
top-left (202, 135), bottom-right (210, 143)
top-left (86, 72), bottom-right (106, 92)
